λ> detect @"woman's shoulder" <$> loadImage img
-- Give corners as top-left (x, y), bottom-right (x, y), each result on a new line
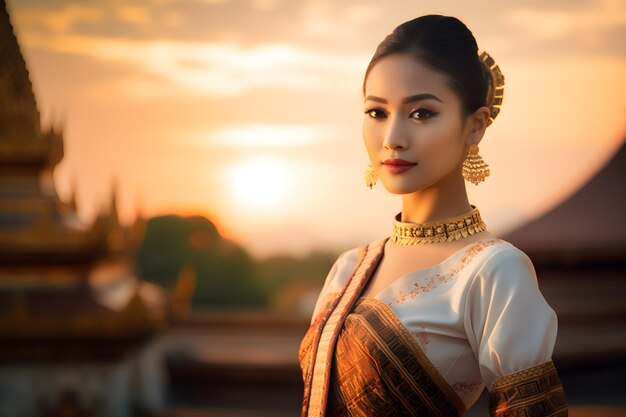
top-left (308, 244), bottom-right (365, 322)
top-left (471, 238), bottom-right (540, 287)
top-left (321, 237), bottom-right (382, 289)
top-left (322, 245), bottom-right (362, 292)
top-left (331, 237), bottom-right (386, 270)
top-left (476, 238), bottom-right (534, 267)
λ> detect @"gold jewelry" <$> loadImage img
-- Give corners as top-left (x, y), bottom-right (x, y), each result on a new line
top-left (364, 162), bottom-right (378, 189)
top-left (391, 204), bottom-right (486, 245)
top-left (462, 143), bottom-right (490, 185)
top-left (478, 50), bottom-right (505, 127)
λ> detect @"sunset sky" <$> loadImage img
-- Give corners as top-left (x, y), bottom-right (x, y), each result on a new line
top-left (7, 0), bottom-right (626, 258)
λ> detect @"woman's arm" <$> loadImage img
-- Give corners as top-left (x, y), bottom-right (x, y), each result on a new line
top-left (464, 247), bottom-right (569, 416)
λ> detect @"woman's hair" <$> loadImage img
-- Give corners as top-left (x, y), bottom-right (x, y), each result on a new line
top-left (362, 14), bottom-right (491, 119)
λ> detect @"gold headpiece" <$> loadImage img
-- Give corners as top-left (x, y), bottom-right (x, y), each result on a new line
top-left (478, 50), bottom-right (505, 127)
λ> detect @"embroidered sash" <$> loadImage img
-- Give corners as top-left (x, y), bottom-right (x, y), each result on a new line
top-left (298, 237), bottom-right (466, 417)
top-left (488, 360), bottom-right (569, 416)
top-left (301, 238), bottom-right (383, 417)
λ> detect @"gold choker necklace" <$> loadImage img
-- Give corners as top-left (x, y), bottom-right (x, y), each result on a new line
top-left (391, 204), bottom-right (487, 245)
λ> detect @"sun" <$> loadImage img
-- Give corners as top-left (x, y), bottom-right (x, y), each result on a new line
top-left (227, 155), bottom-right (289, 208)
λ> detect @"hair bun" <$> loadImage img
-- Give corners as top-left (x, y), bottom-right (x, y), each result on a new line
top-left (478, 50), bottom-right (504, 127)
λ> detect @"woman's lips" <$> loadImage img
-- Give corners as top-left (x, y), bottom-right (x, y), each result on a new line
top-left (383, 159), bottom-right (417, 174)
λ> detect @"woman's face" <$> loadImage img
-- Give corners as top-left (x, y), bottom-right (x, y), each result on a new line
top-left (362, 53), bottom-right (477, 195)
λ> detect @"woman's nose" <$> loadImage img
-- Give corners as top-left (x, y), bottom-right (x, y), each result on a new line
top-left (382, 116), bottom-right (408, 150)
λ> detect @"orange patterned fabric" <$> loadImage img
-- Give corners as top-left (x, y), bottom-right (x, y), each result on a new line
top-left (299, 295), bottom-right (466, 417)
top-left (299, 238), bottom-right (465, 417)
top-left (299, 242), bottom-right (372, 417)
top-left (488, 360), bottom-right (569, 416)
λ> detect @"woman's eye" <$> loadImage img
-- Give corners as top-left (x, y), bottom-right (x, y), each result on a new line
top-left (364, 107), bottom-right (438, 120)
top-left (410, 108), bottom-right (438, 120)
top-left (364, 108), bottom-right (386, 119)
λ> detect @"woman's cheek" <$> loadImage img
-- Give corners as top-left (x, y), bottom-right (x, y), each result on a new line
top-left (419, 130), bottom-right (461, 178)
top-left (364, 126), bottom-right (384, 158)
top-left (364, 134), bottom-right (378, 158)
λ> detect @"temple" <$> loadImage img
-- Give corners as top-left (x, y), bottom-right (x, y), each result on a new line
top-left (0, 0), bottom-right (194, 415)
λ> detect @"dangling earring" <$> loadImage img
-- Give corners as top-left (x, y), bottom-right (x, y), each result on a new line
top-left (462, 143), bottom-right (490, 185)
top-left (364, 162), bottom-right (378, 189)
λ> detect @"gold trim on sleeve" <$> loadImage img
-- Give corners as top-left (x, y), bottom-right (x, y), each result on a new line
top-left (489, 360), bottom-right (569, 417)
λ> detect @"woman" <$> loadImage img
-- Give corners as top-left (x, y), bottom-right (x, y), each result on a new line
top-left (298, 14), bottom-right (569, 417)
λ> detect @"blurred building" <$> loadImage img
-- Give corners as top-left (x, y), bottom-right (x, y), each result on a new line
top-left (502, 136), bottom-right (626, 370)
top-left (0, 1), bottom-right (194, 416)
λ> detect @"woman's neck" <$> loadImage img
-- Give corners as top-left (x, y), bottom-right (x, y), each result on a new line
top-left (400, 169), bottom-right (472, 224)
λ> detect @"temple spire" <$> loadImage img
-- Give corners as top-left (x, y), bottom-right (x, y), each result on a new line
top-left (0, 0), bottom-right (41, 137)
top-left (109, 176), bottom-right (120, 227)
top-left (69, 174), bottom-right (78, 212)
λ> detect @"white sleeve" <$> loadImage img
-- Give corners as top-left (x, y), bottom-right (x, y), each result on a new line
top-left (463, 247), bottom-right (558, 391)
top-left (309, 247), bottom-right (359, 325)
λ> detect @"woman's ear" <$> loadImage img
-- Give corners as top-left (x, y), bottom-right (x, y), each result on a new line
top-left (468, 106), bottom-right (490, 142)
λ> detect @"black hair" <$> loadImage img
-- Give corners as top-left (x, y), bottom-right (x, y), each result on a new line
top-left (362, 15), bottom-right (490, 120)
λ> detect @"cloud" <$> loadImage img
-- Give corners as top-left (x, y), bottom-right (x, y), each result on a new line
top-left (500, 0), bottom-right (626, 59)
top-left (11, 0), bottom-right (624, 103)
top-left (299, 2), bottom-right (380, 41)
top-left (11, 3), bottom-right (104, 33)
top-left (114, 4), bottom-right (151, 29)
top-left (506, 0), bottom-right (626, 40)
top-left (19, 31), bottom-right (369, 97)
top-left (11, 0), bottom-right (384, 51)
top-left (189, 123), bottom-right (340, 148)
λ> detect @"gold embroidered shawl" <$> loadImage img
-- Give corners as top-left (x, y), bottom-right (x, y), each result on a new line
top-left (298, 238), bottom-right (569, 417)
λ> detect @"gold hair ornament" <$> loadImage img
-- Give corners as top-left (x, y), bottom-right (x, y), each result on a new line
top-left (478, 50), bottom-right (505, 127)
top-left (460, 50), bottom-right (502, 185)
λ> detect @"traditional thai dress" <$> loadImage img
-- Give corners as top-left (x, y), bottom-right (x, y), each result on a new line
top-left (299, 236), bottom-right (569, 416)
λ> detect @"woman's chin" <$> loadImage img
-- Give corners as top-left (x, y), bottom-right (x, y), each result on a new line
top-left (379, 178), bottom-right (426, 195)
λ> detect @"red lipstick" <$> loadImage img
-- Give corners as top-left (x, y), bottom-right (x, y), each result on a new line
top-left (382, 158), bottom-right (417, 174)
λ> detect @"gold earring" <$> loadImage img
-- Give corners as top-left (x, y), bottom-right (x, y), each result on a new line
top-left (364, 162), bottom-right (378, 189)
top-left (462, 143), bottom-right (490, 185)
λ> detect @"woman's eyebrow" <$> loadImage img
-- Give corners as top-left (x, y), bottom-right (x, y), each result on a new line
top-left (364, 93), bottom-right (444, 104)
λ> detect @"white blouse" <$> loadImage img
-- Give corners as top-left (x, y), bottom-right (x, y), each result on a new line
top-left (309, 237), bottom-right (558, 410)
